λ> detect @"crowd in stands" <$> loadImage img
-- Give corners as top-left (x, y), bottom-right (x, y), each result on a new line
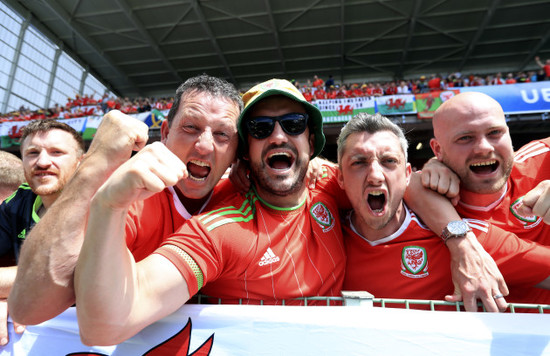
top-left (294, 68), bottom-right (548, 102)
top-left (1, 61), bottom-right (548, 123)
top-left (0, 94), bottom-right (174, 124)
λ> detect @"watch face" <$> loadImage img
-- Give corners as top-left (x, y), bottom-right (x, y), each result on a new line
top-left (448, 220), bottom-right (468, 234)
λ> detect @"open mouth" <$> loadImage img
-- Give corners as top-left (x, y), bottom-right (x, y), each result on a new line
top-left (187, 160), bottom-right (211, 181)
top-left (469, 160), bottom-right (498, 175)
top-left (367, 190), bottom-right (386, 213)
top-left (267, 152), bottom-right (294, 170)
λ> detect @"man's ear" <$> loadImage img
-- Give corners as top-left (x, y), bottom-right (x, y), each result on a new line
top-left (160, 120), bottom-right (169, 143)
top-left (429, 138), bottom-right (442, 159)
top-left (405, 162), bottom-right (412, 186)
top-left (336, 166), bottom-right (345, 190)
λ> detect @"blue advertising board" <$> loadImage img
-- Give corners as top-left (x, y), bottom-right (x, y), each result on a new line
top-left (460, 81), bottom-right (550, 114)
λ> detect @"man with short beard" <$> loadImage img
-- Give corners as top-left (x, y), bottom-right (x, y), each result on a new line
top-left (0, 119), bottom-right (84, 261)
top-left (0, 119), bottom-right (84, 345)
top-left (74, 79), bottom-right (347, 346)
top-left (422, 91), bottom-right (550, 304)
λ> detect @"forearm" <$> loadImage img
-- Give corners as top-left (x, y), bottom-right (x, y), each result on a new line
top-left (75, 196), bottom-right (137, 345)
top-left (9, 154), bottom-right (116, 324)
top-left (406, 172), bottom-right (507, 311)
top-left (76, 194), bottom-right (189, 345)
top-left (405, 172), bottom-right (485, 278)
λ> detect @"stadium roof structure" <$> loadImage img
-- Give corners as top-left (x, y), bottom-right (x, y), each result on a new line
top-left (4, 0), bottom-right (550, 98)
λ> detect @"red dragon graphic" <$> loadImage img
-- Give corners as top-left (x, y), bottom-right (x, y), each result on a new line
top-left (8, 125), bottom-right (23, 139)
top-left (336, 105), bottom-right (353, 115)
top-left (386, 98), bottom-right (406, 110)
top-left (405, 250), bottom-right (423, 270)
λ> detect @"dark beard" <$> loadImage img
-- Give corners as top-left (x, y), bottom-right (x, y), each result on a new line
top-left (249, 156), bottom-right (309, 197)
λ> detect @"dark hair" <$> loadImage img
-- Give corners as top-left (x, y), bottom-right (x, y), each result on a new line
top-left (166, 74), bottom-right (243, 126)
top-left (337, 113), bottom-right (408, 165)
top-left (20, 119), bottom-right (85, 154)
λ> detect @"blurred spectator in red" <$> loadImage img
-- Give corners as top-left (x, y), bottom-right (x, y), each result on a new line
top-left (312, 75), bottom-right (324, 88)
top-left (350, 83), bottom-right (361, 97)
top-left (505, 73), bottom-right (517, 84)
top-left (427, 74), bottom-right (441, 91)
top-left (535, 56), bottom-right (550, 80)
top-left (326, 85), bottom-right (338, 99)
top-left (166, 97), bottom-right (174, 110)
top-left (72, 94), bottom-right (82, 107)
top-left (372, 83), bottom-right (384, 97)
top-left (106, 96), bottom-right (117, 111)
top-left (491, 72), bottom-right (504, 85)
top-left (469, 75), bottom-right (483, 86)
top-left (340, 84), bottom-right (352, 98)
top-left (360, 83), bottom-right (371, 97)
top-left (303, 87), bottom-right (313, 102)
top-left (314, 86), bottom-right (326, 100)
top-left (385, 81), bottom-right (398, 95)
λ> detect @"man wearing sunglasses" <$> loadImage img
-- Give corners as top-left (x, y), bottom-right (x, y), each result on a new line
top-left (74, 79), bottom-right (348, 345)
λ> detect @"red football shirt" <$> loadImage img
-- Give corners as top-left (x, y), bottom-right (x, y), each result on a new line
top-left (126, 178), bottom-right (236, 262)
top-left (343, 206), bottom-right (550, 306)
top-left (156, 165), bottom-right (347, 304)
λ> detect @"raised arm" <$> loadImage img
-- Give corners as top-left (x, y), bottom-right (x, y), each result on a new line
top-left (405, 172), bottom-right (508, 312)
top-left (8, 111), bottom-right (149, 325)
top-left (75, 142), bottom-right (190, 345)
top-left (535, 56), bottom-right (544, 69)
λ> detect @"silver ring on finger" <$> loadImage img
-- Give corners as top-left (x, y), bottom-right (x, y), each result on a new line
top-left (493, 293), bottom-right (504, 299)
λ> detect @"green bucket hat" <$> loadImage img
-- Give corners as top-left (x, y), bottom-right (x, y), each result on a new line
top-left (238, 79), bottom-right (325, 159)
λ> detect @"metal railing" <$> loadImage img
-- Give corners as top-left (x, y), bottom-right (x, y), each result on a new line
top-left (194, 291), bottom-right (550, 313)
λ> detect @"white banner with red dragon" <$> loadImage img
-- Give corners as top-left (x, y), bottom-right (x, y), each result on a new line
top-left (1, 304), bottom-right (549, 355)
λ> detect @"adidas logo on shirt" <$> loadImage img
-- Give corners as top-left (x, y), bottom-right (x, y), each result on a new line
top-left (258, 248), bottom-right (280, 266)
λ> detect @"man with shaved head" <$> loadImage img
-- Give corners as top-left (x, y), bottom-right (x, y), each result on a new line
top-left (422, 91), bottom-right (550, 304)
top-left (431, 92), bottom-right (514, 196)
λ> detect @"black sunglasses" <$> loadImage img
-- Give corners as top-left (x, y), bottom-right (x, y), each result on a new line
top-left (245, 113), bottom-right (309, 139)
